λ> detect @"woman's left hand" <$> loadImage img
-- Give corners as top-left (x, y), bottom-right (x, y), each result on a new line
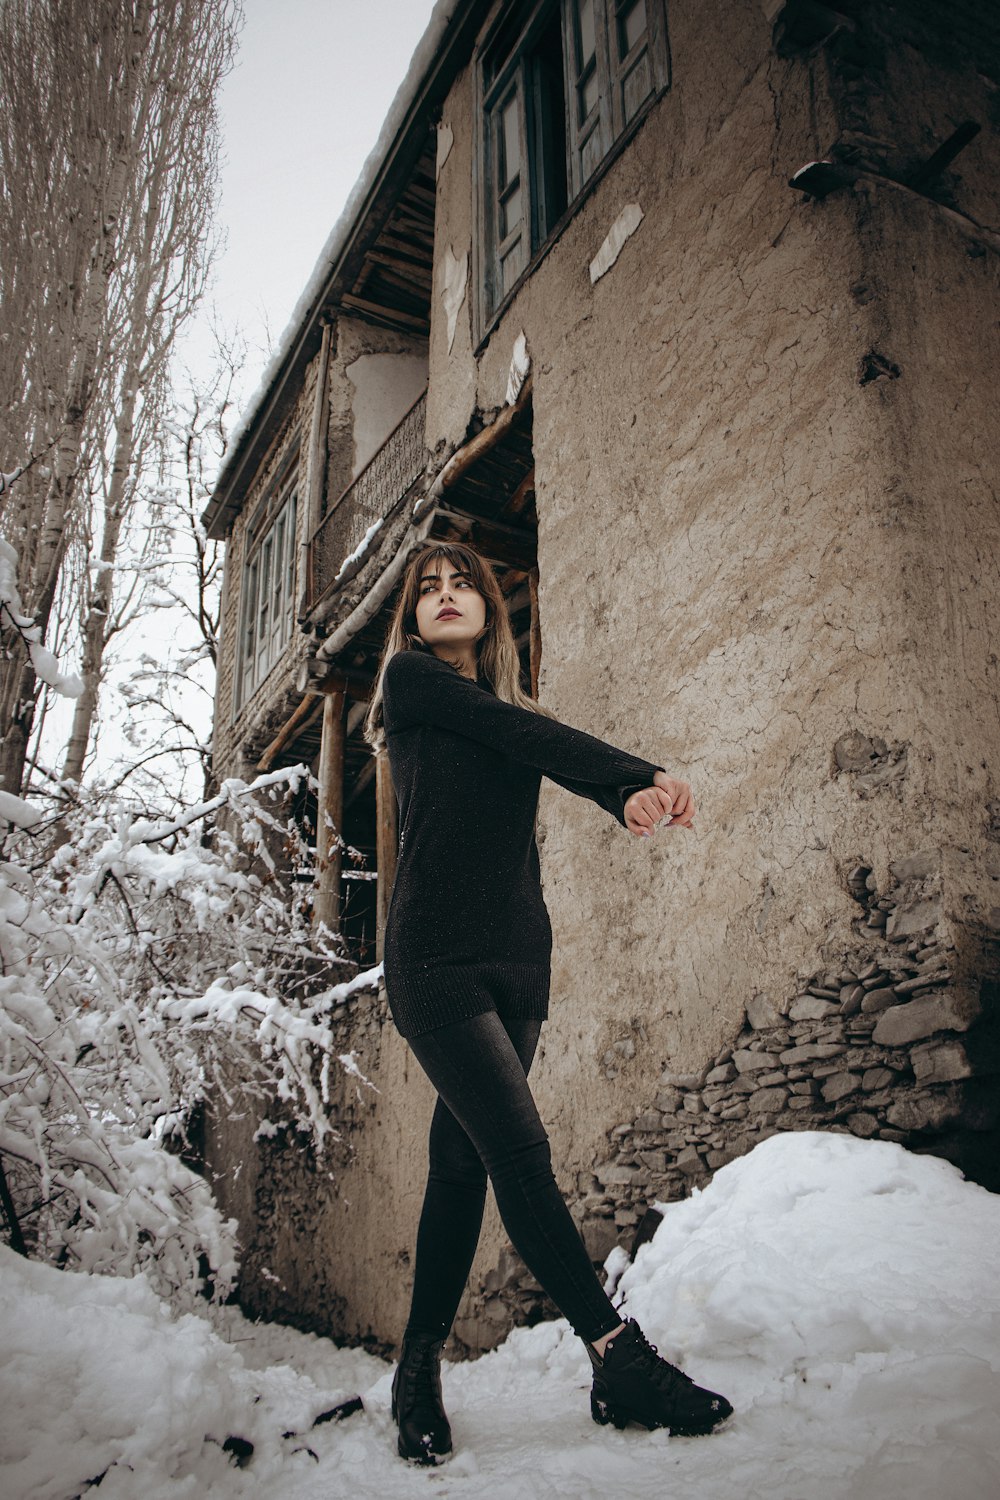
top-left (624, 774), bottom-right (695, 837)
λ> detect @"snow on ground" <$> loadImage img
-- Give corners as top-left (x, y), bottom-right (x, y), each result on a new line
top-left (3, 1131), bottom-right (1000, 1499)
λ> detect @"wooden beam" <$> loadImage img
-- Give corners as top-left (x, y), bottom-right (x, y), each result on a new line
top-left (298, 321), bottom-right (333, 617)
top-left (313, 688), bottom-right (345, 935)
top-left (416, 377), bottom-right (533, 519)
top-left (256, 693), bottom-right (323, 771)
top-left (362, 246), bottom-right (434, 278)
top-left (340, 293), bottom-right (429, 332)
top-left (375, 749), bottom-right (397, 963)
top-left (429, 507), bottom-right (537, 571)
top-left (358, 263), bottom-right (433, 300)
top-left (506, 467), bottom-right (536, 518)
top-left (296, 661), bottom-right (373, 696)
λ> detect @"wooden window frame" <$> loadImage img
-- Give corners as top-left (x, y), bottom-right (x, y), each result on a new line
top-left (234, 458), bottom-right (299, 716)
top-left (474, 0), bottom-right (670, 346)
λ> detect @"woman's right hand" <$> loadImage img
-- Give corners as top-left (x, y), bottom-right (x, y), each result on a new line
top-left (653, 771), bottom-right (695, 827)
top-left (624, 772), bottom-right (695, 836)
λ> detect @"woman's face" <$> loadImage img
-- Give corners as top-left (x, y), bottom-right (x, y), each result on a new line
top-left (414, 557), bottom-right (487, 652)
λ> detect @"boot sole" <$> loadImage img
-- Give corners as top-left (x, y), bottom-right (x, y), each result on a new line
top-left (396, 1435), bottom-right (453, 1465)
top-left (591, 1390), bottom-right (731, 1437)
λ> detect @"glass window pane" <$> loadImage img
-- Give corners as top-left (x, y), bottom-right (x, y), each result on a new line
top-left (619, 0), bottom-right (646, 57)
top-left (285, 496), bottom-right (297, 606)
top-left (501, 180), bottom-right (522, 240)
top-left (501, 94), bottom-right (520, 186)
top-left (581, 125), bottom-right (603, 182)
top-left (259, 536), bottom-right (272, 601)
top-left (577, 0), bottom-right (596, 67)
top-left (501, 239), bottom-right (525, 295)
top-left (242, 561), bottom-right (257, 692)
top-left (581, 67), bottom-right (599, 120)
top-left (622, 50), bottom-right (652, 122)
top-left (273, 517), bottom-right (285, 606)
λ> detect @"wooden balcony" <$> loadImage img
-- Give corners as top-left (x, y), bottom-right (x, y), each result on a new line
top-left (304, 388), bottom-right (427, 617)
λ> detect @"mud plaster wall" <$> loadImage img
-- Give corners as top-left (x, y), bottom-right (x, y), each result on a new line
top-left (207, 0), bottom-right (1000, 1354)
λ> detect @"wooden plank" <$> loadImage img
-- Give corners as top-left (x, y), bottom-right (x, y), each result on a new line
top-left (299, 321), bottom-right (333, 615)
top-left (429, 507), bottom-right (537, 570)
top-left (506, 467), bottom-right (536, 518)
top-left (358, 263), bottom-right (434, 299)
top-left (313, 688), bottom-right (346, 935)
top-left (372, 228), bottom-right (435, 262)
top-left (340, 293), bottom-right (429, 332)
top-left (344, 750), bottom-right (377, 809)
top-left (362, 245), bottom-right (434, 277)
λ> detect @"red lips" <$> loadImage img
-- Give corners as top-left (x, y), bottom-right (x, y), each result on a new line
top-left (436, 608), bottom-right (460, 619)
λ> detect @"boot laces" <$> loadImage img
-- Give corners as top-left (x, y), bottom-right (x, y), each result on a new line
top-left (402, 1345), bottom-right (441, 1406)
top-left (628, 1328), bottom-right (695, 1394)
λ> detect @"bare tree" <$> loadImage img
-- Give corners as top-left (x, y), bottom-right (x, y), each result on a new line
top-left (110, 334), bottom-right (244, 805)
top-left (0, 0), bottom-right (242, 794)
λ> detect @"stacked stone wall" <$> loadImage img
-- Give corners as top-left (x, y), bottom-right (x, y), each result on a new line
top-left (581, 852), bottom-right (999, 1262)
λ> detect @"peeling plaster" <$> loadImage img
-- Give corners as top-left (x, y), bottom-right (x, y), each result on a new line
top-left (505, 331), bottom-right (531, 405)
top-left (441, 244), bottom-right (468, 355)
top-left (435, 120), bottom-right (454, 178)
top-left (589, 202), bottom-right (644, 284)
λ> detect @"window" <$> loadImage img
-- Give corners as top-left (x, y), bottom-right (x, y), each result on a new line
top-left (236, 465), bottom-right (298, 711)
top-left (479, 0), bottom-right (669, 323)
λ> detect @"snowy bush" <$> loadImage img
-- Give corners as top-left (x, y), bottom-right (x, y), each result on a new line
top-left (0, 767), bottom-right (376, 1309)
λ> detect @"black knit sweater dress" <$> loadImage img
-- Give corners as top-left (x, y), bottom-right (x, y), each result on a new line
top-left (380, 647), bottom-right (666, 1039)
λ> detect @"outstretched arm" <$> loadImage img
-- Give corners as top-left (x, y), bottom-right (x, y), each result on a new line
top-left (382, 649), bottom-right (689, 834)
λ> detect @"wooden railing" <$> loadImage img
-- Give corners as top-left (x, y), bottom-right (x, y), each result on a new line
top-left (304, 389), bottom-right (427, 616)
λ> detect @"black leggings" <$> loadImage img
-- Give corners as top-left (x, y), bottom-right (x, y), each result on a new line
top-left (404, 1009), bottom-right (622, 1346)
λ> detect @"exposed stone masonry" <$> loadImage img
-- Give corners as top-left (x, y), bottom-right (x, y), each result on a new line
top-left (581, 852), bottom-right (998, 1265)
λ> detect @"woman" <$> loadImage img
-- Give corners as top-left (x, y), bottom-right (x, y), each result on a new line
top-left (364, 541), bottom-right (732, 1463)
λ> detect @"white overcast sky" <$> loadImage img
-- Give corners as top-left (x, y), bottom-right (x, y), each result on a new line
top-left (188, 0), bottom-right (439, 399)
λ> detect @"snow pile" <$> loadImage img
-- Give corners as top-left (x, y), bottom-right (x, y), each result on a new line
top-left (0, 1246), bottom-right (375, 1500)
top-left (3, 1131), bottom-right (999, 1499)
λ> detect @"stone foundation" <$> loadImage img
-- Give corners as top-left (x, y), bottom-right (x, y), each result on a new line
top-left (582, 851), bottom-right (1000, 1263)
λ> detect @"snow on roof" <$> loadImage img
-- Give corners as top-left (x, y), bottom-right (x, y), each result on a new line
top-left (214, 0), bottom-right (461, 504)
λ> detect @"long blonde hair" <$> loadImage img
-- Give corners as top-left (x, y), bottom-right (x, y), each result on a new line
top-left (363, 541), bottom-right (553, 751)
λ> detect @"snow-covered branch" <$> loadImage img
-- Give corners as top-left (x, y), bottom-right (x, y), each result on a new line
top-left (0, 769), bottom-right (374, 1309)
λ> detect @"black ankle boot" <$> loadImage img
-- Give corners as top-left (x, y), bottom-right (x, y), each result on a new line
top-left (588, 1320), bottom-right (733, 1436)
top-left (390, 1335), bottom-right (453, 1464)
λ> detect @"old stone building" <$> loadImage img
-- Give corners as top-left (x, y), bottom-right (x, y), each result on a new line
top-left (203, 0), bottom-right (1000, 1355)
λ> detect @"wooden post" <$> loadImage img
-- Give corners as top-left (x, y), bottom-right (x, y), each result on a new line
top-left (375, 748), bottom-right (398, 963)
top-left (298, 320), bottom-right (333, 618)
top-left (313, 685), bottom-right (345, 935)
top-left (528, 565), bottom-right (542, 699)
